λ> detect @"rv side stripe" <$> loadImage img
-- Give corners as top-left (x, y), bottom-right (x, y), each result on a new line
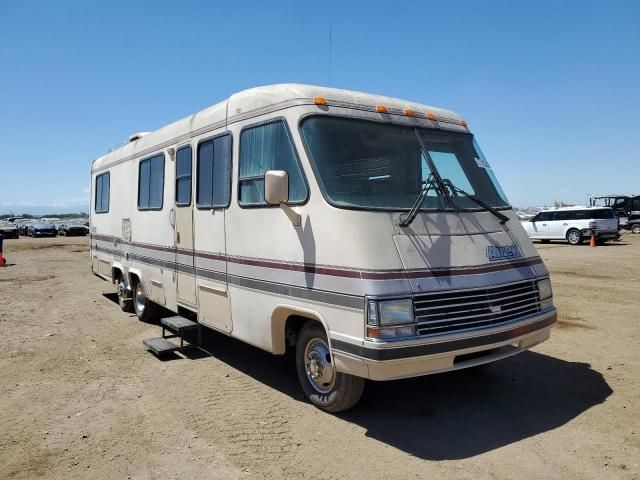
top-left (330, 313), bottom-right (557, 361)
top-left (92, 243), bottom-right (363, 310)
top-left (91, 234), bottom-right (543, 281)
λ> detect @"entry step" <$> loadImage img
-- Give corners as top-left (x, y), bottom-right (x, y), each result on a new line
top-left (161, 316), bottom-right (197, 334)
top-left (143, 337), bottom-right (179, 356)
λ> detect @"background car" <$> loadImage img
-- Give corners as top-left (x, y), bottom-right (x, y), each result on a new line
top-left (522, 206), bottom-right (619, 245)
top-left (27, 221), bottom-right (57, 237)
top-left (626, 214), bottom-right (640, 234)
top-left (0, 221), bottom-right (19, 239)
top-left (57, 221), bottom-right (89, 236)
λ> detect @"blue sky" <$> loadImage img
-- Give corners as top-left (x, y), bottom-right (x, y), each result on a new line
top-left (1, 0), bottom-right (638, 212)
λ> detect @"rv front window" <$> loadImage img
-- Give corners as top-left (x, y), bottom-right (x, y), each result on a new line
top-left (300, 116), bottom-right (510, 211)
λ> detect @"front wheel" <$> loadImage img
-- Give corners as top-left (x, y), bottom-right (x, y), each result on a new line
top-left (296, 323), bottom-right (364, 413)
top-left (566, 229), bottom-right (583, 246)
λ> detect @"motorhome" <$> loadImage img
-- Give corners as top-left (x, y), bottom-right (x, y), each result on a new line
top-left (90, 84), bottom-right (556, 412)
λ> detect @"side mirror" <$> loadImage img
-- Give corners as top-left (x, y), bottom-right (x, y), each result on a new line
top-left (264, 169), bottom-right (301, 227)
top-left (264, 170), bottom-right (289, 205)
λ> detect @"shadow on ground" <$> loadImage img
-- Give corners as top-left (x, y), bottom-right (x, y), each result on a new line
top-left (165, 325), bottom-right (612, 461)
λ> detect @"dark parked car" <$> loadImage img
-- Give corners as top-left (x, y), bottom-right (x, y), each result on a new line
top-left (58, 222), bottom-right (89, 236)
top-left (0, 221), bottom-right (19, 239)
top-left (27, 222), bottom-right (57, 237)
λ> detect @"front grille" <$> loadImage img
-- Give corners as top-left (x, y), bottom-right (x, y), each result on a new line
top-left (414, 279), bottom-right (541, 336)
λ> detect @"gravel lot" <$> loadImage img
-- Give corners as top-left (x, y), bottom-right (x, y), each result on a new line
top-left (0, 235), bottom-right (638, 479)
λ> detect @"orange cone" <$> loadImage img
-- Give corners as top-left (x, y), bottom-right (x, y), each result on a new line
top-left (590, 234), bottom-right (596, 248)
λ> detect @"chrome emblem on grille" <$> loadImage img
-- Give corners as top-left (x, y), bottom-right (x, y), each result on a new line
top-left (490, 305), bottom-right (502, 313)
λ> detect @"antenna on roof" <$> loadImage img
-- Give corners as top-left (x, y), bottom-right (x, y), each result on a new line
top-left (329, 25), bottom-right (332, 86)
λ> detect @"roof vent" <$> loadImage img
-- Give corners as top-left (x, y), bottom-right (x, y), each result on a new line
top-left (128, 131), bottom-right (151, 143)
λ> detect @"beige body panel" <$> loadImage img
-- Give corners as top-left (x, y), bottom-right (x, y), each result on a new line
top-left (89, 84), bottom-right (554, 380)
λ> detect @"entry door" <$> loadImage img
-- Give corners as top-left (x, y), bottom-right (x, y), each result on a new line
top-left (175, 145), bottom-right (197, 305)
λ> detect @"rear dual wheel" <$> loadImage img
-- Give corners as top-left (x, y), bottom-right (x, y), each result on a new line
top-left (295, 322), bottom-right (364, 412)
top-left (131, 278), bottom-right (160, 323)
top-left (117, 278), bottom-right (134, 313)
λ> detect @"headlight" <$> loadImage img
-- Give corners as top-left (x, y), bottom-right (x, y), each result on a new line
top-left (368, 298), bottom-right (414, 326)
top-left (538, 278), bottom-right (553, 300)
top-left (366, 298), bottom-right (415, 340)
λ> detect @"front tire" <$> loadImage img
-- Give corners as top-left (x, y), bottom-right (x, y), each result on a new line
top-left (132, 278), bottom-right (160, 322)
top-left (566, 229), bottom-right (583, 245)
top-left (295, 322), bottom-right (364, 413)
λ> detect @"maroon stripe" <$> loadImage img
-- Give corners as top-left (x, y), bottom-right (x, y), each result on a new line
top-left (91, 234), bottom-right (543, 281)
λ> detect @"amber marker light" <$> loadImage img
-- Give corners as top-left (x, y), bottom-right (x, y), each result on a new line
top-left (313, 96), bottom-right (328, 105)
top-left (460, 119), bottom-right (468, 127)
top-left (403, 109), bottom-right (415, 117)
top-left (427, 112), bottom-right (437, 121)
top-left (376, 105), bottom-right (389, 113)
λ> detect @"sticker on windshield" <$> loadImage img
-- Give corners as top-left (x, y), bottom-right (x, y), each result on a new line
top-left (475, 157), bottom-right (491, 169)
top-left (486, 245), bottom-right (521, 262)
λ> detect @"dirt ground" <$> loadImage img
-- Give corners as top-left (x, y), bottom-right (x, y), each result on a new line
top-left (0, 234), bottom-right (638, 480)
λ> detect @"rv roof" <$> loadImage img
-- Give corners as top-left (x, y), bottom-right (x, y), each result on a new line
top-left (92, 83), bottom-right (462, 171)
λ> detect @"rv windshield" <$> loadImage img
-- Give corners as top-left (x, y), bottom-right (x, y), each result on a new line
top-left (300, 116), bottom-right (510, 211)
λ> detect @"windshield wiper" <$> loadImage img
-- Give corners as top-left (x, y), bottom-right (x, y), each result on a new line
top-left (442, 180), bottom-right (510, 224)
top-left (399, 174), bottom-right (438, 227)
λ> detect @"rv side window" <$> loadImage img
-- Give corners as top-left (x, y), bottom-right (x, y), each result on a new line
top-left (176, 146), bottom-right (192, 206)
top-left (95, 172), bottom-right (110, 213)
top-left (238, 120), bottom-right (307, 205)
top-left (197, 134), bottom-right (232, 208)
top-left (138, 154), bottom-right (165, 210)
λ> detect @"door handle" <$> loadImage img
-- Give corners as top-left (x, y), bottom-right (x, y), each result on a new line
top-left (563, 223), bottom-right (568, 226)
top-left (169, 208), bottom-right (175, 228)
top-left (542, 223), bottom-right (547, 226)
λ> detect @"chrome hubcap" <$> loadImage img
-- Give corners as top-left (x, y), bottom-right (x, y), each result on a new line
top-left (134, 283), bottom-right (145, 314)
top-left (117, 281), bottom-right (127, 303)
top-left (304, 338), bottom-right (335, 394)
top-left (569, 232), bottom-right (579, 243)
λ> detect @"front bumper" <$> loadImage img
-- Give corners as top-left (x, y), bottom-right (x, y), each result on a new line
top-left (331, 308), bottom-right (557, 381)
top-left (65, 228), bottom-right (88, 236)
top-left (33, 230), bottom-right (57, 237)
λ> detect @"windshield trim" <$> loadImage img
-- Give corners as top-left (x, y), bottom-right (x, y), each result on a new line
top-left (297, 113), bottom-right (513, 214)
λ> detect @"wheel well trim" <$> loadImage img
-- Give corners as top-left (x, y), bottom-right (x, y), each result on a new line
top-left (111, 264), bottom-right (125, 284)
top-left (127, 268), bottom-right (144, 289)
top-left (270, 304), bottom-right (329, 355)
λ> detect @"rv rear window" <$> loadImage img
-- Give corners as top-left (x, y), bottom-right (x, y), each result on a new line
top-left (95, 172), bottom-right (110, 213)
top-left (197, 134), bottom-right (232, 208)
top-left (138, 154), bottom-right (165, 210)
top-left (238, 120), bottom-right (307, 206)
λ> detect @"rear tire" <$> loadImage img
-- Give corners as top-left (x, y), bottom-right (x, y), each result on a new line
top-left (117, 278), bottom-right (134, 313)
top-left (295, 322), bottom-right (364, 413)
top-left (132, 278), bottom-right (160, 323)
top-left (566, 229), bottom-right (583, 246)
